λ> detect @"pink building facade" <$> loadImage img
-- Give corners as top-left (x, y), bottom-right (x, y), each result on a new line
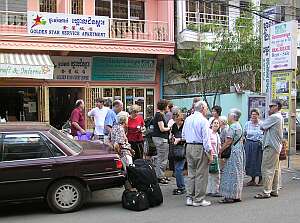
top-left (0, 0), bottom-right (174, 129)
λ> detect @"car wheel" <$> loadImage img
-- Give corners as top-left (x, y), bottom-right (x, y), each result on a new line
top-left (47, 179), bottom-right (85, 213)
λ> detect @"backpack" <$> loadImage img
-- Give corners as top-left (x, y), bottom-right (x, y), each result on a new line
top-left (127, 159), bottom-right (158, 191)
top-left (122, 190), bottom-right (149, 211)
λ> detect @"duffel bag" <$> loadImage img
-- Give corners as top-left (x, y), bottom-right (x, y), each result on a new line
top-left (122, 190), bottom-right (149, 211)
top-left (146, 184), bottom-right (163, 207)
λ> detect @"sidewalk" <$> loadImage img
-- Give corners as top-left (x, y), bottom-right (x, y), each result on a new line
top-left (282, 152), bottom-right (300, 171)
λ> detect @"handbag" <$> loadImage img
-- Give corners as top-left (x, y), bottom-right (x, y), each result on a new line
top-left (279, 140), bottom-right (287, 161)
top-left (221, 131), bottom-right (243, 159)
top-left (209, 155), bottom-right (219, 173)
top-left (171, 144), bottom-right (185, 161)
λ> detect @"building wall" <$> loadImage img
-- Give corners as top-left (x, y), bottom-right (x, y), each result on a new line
top-left (171, 92), bottom-right (262, 126)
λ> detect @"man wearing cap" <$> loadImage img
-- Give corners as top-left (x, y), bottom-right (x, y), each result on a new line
top-left (255, 99), bottom-right (283, 199)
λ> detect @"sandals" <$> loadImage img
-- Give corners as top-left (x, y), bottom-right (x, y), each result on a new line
top-left (173, 188), bottom-right (186, 195)
top-left (219, 198), bottom-right (235, 204)
top-left (219, 198), bottom-right (242, 203)
top-left (254, 193), bottom-right (271, 199)
top-left (270, 192), bottom-right (279, 197)
top-left (246, 181), bottom-right (257, 186)
top-left (158, 178), bottom-right (168, 185)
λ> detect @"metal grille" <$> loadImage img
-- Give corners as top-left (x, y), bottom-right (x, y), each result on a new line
top-left (40, 0), bottom-right (57, 13)
top-left (72, 0), bottom-right (83, 14)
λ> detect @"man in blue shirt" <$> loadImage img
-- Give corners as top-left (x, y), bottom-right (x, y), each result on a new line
top-left (104, 100), bottom-right (124, 142)
top-left (182, 100), bottom-right (213, 207)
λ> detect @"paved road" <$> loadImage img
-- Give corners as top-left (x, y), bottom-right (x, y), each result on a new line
top-left (1, 169), bottom-right (300, 223)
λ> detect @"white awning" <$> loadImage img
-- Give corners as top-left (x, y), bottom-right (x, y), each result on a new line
top-left (0, 53), bottom-right (54, 79)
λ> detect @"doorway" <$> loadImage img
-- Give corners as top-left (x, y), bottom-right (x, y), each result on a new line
top-left (0, 87), bottom-right (38, 122)
top-left (49, 87), bottom-right (84, 129)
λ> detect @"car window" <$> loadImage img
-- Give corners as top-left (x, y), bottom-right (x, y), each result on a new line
top-left (49, 128), bottom-right (82, 154)
top-left (45, 139), bottom-right (66, 157)
top-left (2, 133), bottom-right (52, 161)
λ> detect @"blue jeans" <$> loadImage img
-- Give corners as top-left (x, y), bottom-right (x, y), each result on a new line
top-left (175, 159), bottom-right (185, 189)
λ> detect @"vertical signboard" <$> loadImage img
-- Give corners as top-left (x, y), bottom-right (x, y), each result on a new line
top-left (261, 7), bottom-right (280, 97)
top-left (269, 20), bottom-right (298, 156)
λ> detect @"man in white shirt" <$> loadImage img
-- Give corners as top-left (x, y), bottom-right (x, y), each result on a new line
top-left (182, 101), bottom-right (213, 207)
top-left (88, 98), bottom-right (109, 141)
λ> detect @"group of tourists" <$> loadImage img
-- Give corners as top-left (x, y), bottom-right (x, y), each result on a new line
top-left (69, 96), bottom-right (284, 207)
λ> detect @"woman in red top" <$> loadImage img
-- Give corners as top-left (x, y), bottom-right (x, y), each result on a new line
top-left (127, 104), bottom-right (145, 160)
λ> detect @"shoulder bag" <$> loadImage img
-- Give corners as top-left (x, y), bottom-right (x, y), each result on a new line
top-left (221, 131), bottom-right (243, 159)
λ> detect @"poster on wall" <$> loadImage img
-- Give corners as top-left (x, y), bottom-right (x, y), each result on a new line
top-left (271, 70), bottom-right (293, 142)
top-left (248, 96), bottom-right (267, 120)
top-left (51, 56), bottom-right (92, 81)
top-left (27, 12), bottom-right (109, 39)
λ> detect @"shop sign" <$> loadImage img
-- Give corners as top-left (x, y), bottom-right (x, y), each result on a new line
top-left (27, 11), bottom-right (109, 39)
top-left (51, 56), bottom-right (92, 81)
top-left (261, 6), bottom-right (280, 95)
top-left (92, 57), bottom-right (157, 82)
top-left (270, 20), bottom-right (298, 71)
top-left (0, 64), bottom-right (53, 79)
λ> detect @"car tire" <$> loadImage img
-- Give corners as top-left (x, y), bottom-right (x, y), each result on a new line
top-left (47, 179), bottom-right (85, 213)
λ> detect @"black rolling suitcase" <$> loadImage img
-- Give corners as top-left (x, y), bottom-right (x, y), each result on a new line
top-left (127, 159), bottom-right (163, 207)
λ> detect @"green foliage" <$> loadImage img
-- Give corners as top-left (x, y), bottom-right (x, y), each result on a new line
top-left (176, 13), bottom-right (261, 93)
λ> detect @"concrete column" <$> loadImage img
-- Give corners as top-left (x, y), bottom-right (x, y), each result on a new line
top-left (228, 0), bottom-right (240, 32)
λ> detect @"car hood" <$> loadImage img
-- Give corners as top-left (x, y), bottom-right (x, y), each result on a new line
top-left (77, 141), bottom-right (117, 157)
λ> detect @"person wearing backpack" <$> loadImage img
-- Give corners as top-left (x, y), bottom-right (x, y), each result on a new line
top-left (170, 112), bottom-right (186, 195)
top-left (152, 99), bottom-right (171, 185)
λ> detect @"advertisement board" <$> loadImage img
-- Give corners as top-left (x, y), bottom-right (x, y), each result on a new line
top-left (270, 20), bottom-right (298, 71)
top-left (27, 11), bottom-right (109, 39)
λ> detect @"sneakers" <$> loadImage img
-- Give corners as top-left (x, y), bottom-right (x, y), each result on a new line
top-left (186, 197), bottom-right (193, 206)
top-left (192, 200), bottom-right (211, 207)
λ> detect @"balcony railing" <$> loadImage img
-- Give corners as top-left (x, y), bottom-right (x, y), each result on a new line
top-left (0, 11), bottom-right (171, 42)
top-left (186, 12), bottom-right (229, 28)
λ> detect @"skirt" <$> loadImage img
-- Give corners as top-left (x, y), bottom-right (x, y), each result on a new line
top-left (244, 140), bottom-right (263, 177)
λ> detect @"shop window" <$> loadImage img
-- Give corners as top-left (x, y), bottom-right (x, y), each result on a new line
top-left (0, 0), bottom-right (27, 25)
top-left (40, 0), bottom-right (57, 13)
top-left (95, 0), bottom-right (111, 17)
top-left (71, 0), bottom-right (83, 14)
top-left (113, 0), bottom-right (128, 19)
top-left (130, 0), bottom-right (145, 20)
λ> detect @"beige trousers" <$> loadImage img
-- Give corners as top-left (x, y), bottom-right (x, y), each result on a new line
top-left (261, 146), bottom-right (280, 195)
top-left (186, 144), bottom-right (209, 202)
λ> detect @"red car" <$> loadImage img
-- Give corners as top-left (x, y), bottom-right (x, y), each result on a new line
top-left (0, 122), bottom-right (124, 213)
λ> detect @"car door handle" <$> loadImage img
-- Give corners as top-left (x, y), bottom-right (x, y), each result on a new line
top-left (41, 165), bottom-right (53, 172)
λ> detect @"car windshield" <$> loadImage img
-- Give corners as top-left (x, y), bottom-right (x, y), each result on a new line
top-left (49, 128), bottom-right (82, 154)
